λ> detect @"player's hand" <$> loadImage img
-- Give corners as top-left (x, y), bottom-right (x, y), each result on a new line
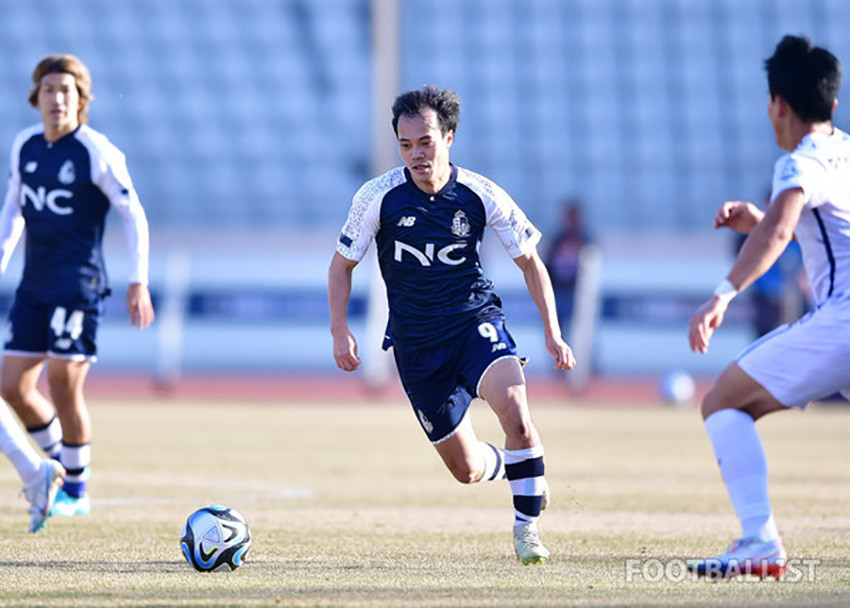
top-left (126, 282), bottom-right (154, 329)
top-left (546, 335), bottom-right (576, 370)
top-left (688, 296), bottom-right (729, 354)
top-left (714, 201), bottom-right (764, 233)
top-left (332, 329), bottom-right (361, 372)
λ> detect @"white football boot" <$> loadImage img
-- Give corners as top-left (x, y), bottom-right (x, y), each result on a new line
top-left (687, 537), bottom-right (787, 580)
top-left (513, 521), bottom-right (550, 565)
top-left (21, 460), bottom-right (66, 533)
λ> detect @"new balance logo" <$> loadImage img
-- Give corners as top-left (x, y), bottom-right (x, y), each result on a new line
top-left (397, 216), bottom-right (416, 227)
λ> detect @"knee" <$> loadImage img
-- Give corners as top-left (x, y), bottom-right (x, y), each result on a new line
top-left (0, 379), bottom-right (23, 406)
top-left (46, 371), bottom-right (76, 405)
top-left (501, 410), bottom-right (536, 444)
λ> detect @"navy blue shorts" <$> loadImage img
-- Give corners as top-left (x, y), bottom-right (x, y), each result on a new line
top-left (4, 289), bottom-right (105, 361)
top-left (392, 317), bottom-right (520, 443)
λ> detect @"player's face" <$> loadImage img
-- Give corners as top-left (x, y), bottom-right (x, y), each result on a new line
top-left (397, 108), bottom-right (453, 194)
top-left (37, 72), bottom-right (80, 141)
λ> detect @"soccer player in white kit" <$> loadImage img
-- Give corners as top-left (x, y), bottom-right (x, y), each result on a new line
top-left (688, 35), bottom-right (850, 579)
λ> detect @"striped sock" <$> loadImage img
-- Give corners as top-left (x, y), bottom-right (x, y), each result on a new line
top-left (60, 442), bottom-right (91, 497)
top-left (475, 441), bottom-right (506, 482)
top-left (28, 416), bottom-right (63, 459)
top-left (504, 445), bottom-right (546, 524)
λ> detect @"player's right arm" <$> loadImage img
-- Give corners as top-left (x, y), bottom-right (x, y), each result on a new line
top-left (0, 133), bottom-right (29, 276)
top-left (330, 171), bottom-right (394, 372)
top-left (328, 252), bottom-right (361, 372)
top-left (0, 179), bottom-right (25, 276)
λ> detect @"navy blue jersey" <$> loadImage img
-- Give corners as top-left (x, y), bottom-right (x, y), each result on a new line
top-left (0, 124), bottom-right (150, 301)
top-left (337, 165), bottom-right (540, 348)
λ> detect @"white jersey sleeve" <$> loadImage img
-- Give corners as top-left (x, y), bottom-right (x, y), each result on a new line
top-left (0, 127), bottom-right (38, 275)
top-left (770, 152), bottom-right (824, 207)
top-left (336, 167), bottom-right (405, 262)
top-left (78, 126), bottom-right (150, 285)
top-left (456, 167), bottom-right (541, 258)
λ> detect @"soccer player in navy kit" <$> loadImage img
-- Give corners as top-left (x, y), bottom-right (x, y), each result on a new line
top-left (329, 86), bottom-right (575, 564)
top-left (688, 36), bottom-right (850, 579)
top-left (0, 54), bottom-right (154, 518)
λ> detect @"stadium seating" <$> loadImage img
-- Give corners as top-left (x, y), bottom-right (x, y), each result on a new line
top-left (2, 0), bottom-right (850, 232)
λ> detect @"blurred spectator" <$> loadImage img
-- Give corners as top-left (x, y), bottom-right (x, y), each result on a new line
top-left (544, 201), bottom-right (592, 340)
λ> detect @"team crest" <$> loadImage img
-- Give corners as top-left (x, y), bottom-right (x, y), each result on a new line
top-left (58, 160), bottom-right (76, 185)
top-left (417, 410), bottom-right (434, 434)
top-left (451, 210), bottom-right (470, 237)
top-left (24, 161), bottom-right (37, 173)
top-left (779, 158), bottom-right (799, 182)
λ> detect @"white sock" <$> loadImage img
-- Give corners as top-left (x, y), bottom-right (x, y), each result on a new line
top-left (705, 409), bottom-right (779, 542)
top-left (476, 441), bottom-right (506, 482)
top-left (28, 416), bottom-right (62, 459)
top-left (0, 403), bottom-right (41, 483)
top-left (60, 443), bottom-right (91, 497)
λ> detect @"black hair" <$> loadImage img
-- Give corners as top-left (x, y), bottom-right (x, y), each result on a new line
top-left (391, 85), bottom-right (460, 136)
top-left (765, 35), bottom-right (841, 122)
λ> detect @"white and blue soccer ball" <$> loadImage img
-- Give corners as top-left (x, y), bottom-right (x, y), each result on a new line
top-left (659, 370), bottom-right (696, 405)
top-left (180, 505), bottom-right (251, 572)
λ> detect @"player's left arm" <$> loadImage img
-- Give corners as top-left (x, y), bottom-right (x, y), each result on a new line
top-left (94, 144), bottom-right (155, 329)
top-left (689, 187), bottom-right (805, 353)
top-left (513, 248), bottom-right (576, 370)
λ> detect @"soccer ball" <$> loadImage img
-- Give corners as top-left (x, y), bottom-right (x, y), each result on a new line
top-left (659, 370), bottom-right (696, 405)
top-left (180, 505), bottom-right (251, 572)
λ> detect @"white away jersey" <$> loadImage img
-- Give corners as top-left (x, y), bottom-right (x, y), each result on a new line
top-left (771, 128), bottom-right (850, 305)
top-left (337, 165), bottom-right (541, 348)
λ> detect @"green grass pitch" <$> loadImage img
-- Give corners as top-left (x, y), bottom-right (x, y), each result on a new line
top-left (0, 395), bottom-right (847, 606)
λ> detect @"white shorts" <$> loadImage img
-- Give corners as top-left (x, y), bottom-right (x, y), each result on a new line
top-left (737, 293), bottom-right (850, 408)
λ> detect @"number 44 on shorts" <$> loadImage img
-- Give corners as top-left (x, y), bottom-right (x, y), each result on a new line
top-left (50, 307), bottom-right (84, 350)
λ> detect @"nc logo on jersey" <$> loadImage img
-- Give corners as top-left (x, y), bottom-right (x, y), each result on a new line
top-left (394, 240), bottom-right (467, 267)
top-left (397, 216), bottom-right (416, 227)
top-left (451, 210), bottom-right (470, 237)
top-left (58, 160), bottom-right (76, 185)
top-left (19, 184), bottom-right (74, 216)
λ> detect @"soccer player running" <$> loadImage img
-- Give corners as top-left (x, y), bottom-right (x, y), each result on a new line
top-left (688, 35), bottom-right (850, 579)
top-left (329, 85), bottom-right (575, 564)
top-left (0, 54), bottom-right (154, 520)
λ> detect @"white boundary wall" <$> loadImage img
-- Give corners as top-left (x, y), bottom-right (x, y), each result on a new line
top-left (0, 228), bottom-right (751, 378)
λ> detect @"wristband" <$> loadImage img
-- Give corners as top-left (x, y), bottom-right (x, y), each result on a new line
top-left (713, 278), bottom-right (738, 300)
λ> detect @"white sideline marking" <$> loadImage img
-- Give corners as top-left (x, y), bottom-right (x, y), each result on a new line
top-left (0, 471), bottom-right (313, 506)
